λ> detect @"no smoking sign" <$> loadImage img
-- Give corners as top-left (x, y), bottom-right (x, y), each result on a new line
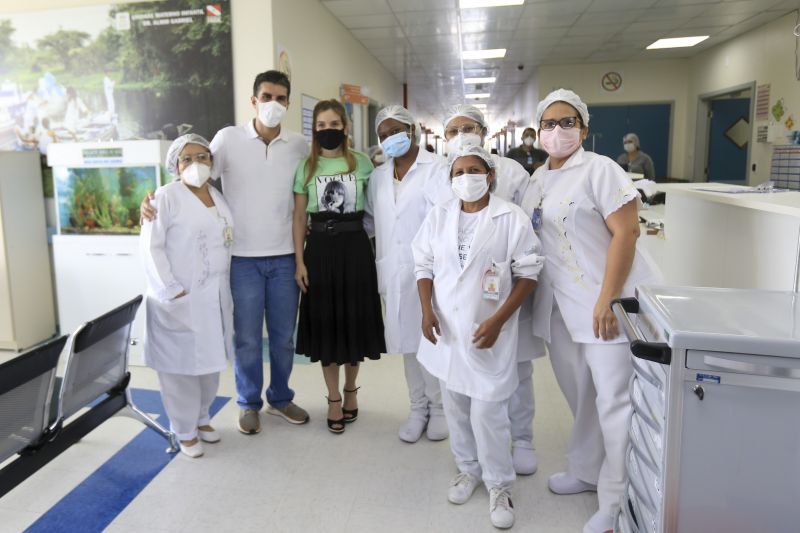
top-left (601, 71), bottom-right (623, 92)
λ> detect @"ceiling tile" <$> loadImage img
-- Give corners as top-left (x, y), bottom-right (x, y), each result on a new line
top-left (520, 0), bottom-right (592, 18)
top-left (336, 13), bottom-right (398, 28)
top-left (585, 0), bottom-right (659, 11)
top-left (322, 0), bottom-right (392, 18)
top-left (386, 0), bottom-right (455, 12)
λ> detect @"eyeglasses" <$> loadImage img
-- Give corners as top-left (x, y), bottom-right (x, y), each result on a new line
top-left (539, 117), bottom-right (580, 131)
top-left (179, 152), bottom-right (211, 165)
top-left (444, 123), bottom-right (481, 139)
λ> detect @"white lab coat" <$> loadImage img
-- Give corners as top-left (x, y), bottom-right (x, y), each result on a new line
top-left (364, 148), bottom-right (450, 353)
top-left (488, 154), bottom-right (544, 361)
top-left (491, 154), bottom-right (530, 206)
top-left (521, 148), bottom-right (661, 344)
top-left (141, 181), bottom-right (235, 375)
top-left (412, 195), bottom-right (544, 402)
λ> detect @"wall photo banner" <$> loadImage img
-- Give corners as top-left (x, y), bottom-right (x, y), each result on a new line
top-left (0, 0), bottom-right (234, 153)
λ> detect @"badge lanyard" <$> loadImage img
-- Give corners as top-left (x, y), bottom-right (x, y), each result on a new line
top-left (482, 261), bottom-right (500, 301)
top-left (531, 181), bottom-right (544, 233)
top-left (215, 207), bottom-right (234, 247)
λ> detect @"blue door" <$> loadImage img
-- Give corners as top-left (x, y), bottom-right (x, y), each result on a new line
top-left (582, 103), bottom-right (671, 178)
top-left (707, 98), bottom-right (750, 183)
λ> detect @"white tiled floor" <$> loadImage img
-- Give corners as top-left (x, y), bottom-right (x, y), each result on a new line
top-left (0, 356), bottom-right (596, 532)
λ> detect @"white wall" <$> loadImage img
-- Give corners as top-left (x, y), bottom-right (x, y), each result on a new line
top-left (536, 59), bottom-right (690, 177)
top-left (686, 12), bottom-right (800, 184)
top-left (270, 0), bottom-right (401, 141)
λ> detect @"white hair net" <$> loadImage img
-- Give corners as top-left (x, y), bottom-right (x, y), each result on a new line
top-left (166, 133), bottom-right (212, 176)
top-left (447, 144), bottom-right (495, 173)
top-left (375, 104), bottom-right (415, 133)
top-left (443, 104), bottom-right (487, 130)
top-left (623, 132), bottom-right (640, 148)
top-left (376, 104), bottom-right (422, 143)
top-left (535, 88), bottom-right (590, 129)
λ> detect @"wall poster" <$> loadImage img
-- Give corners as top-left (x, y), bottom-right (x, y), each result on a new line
top-left (0, 0), bottom-right (234, 161)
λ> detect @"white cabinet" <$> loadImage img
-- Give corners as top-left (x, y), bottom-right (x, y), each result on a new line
top-left (52, 235), bottom-right (147, 364)
top-left (48, 140), bottom-right (170, 365)
top-left (0, 151), bottom-right (57, 350)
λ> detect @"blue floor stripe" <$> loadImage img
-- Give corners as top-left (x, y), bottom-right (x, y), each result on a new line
top-left (23, 389), bottom-right (229, 533)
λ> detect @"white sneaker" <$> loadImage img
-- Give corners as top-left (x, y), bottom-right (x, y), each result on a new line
top-left (583, 510), bottom-right (615, 533)
top-left (548, 472), bottom-right (597, 495)
top-left (179, 440), bottom-right (204, 458)
top-left (426, 412), bottom-right (449, 441)
top-left (398, 413), bottom-right (428, 443)
top-left (447, 472), bottom-right (480, 505)
top-left (198, 427), bottom-right (220, 443)
top-left (489, 487), bottom-right (515, 529)
top-left (512, 445), bottom-right (538, 475)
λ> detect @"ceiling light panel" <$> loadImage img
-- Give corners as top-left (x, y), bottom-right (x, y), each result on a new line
top-left (460, 0), bottom-right (524, 8)
top-left (462, 48), bottom-right (507, 59)
top-left (646, 36), bottom-right (709, 49)
top-left (464, 77), bottom-right (497, 84)
top-left (465, 93), bottom-right (492, 99)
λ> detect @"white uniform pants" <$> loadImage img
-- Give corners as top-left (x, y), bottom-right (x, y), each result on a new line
top-left (509, 361), bottom-right (535, 448)
top-left (441, 386), bottom-right (514, 490)
top-left (157, 371), bottom-right (220, 441)
top-left (547, 304), bottom-right (632, 515)
top-left (403, 352), bottom-right (443, 417)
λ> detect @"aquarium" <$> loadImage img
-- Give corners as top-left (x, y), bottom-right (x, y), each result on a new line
top-left (53, 165), bottom-right (157, 234)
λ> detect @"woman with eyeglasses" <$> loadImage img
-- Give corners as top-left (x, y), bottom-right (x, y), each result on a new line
top-left (292, 99), bottom-right (385, 434)
top-left (520, 89), bottom-right (660, 533)
top-left (141, 134), bottom-right (235, 458)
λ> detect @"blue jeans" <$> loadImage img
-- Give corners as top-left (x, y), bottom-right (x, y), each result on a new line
top-left (231, 254), bottom-right (299, 410)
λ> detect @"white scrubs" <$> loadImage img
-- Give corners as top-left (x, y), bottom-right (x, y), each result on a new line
top-left (490, 154), bottom-right (544, 454)
top-left (365, 148), bottom-right (450, 422)
top-left (141, 180), bottom-right (235, 441)
top-left (412, 195), bottom-right (544, 489)
top-left (521, 147), bottom-right (660, 515)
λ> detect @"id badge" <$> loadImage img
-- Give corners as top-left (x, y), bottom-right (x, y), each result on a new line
top-left (531, 207), bottom-right (543, 232)
top-left (223, 225), bottom-right (234, 247)
top-left (482, 264), bottom-right (500, 301)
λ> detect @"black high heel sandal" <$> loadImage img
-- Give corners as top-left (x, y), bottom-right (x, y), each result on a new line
top-left (342, 386), bottom-right (360, 423)
top-left (326, 396), bottom-right (345, 434)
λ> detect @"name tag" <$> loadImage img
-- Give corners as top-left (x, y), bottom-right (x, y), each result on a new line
top-left (531, 207), bottom-right (543, 232)
top-left (223, 225), bottom-right (234, 247)
top-left (482, 265), bottom-right (500, 301)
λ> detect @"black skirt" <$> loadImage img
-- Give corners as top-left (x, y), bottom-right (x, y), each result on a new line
top-left (296, 211), bottom-right (386, 366)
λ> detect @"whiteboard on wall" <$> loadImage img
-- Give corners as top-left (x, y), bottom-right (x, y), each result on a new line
top-left (301, 94), bottom-right (319, 141)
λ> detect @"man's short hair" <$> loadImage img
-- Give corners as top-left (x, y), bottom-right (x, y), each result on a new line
top-left (252, 70), bottom-right (291, 98)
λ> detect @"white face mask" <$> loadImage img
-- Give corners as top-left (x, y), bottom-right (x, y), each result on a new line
top-left (447, 132), bottom-right (482, 154)
top-left (623, 142), bottom-right (636, 153)
top-left (451, 173), bottom-right (490, 202)
top-left (181, 162), bottom-right (211, 187)
top-left (523, 136), bottom-right (535, 147)
top-left (257, 100), bottom-right (286, 128)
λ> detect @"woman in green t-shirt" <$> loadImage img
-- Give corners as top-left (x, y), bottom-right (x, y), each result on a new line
top-left (291, 99), bottom-right (386, 434)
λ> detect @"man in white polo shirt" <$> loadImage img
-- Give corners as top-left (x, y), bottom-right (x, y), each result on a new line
top-left (213, 70), bottom-right (310, 434)
top-left (142, 71), bottom-right (309, 435)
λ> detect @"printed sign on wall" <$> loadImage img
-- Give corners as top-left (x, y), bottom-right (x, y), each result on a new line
top-left (0, 0), bottom-right (234, 153)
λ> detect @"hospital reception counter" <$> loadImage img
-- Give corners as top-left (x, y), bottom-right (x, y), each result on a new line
top-left (645, 183), bottom-right (800, 291)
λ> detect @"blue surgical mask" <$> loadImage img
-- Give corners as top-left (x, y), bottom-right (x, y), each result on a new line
top-left (381, 131), bottom-right (412, 158)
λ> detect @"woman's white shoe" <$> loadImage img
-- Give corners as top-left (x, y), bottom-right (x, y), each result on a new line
top-left (179, 440), bottom-right (204, 458)
top-left (198, 428), bottom-right (221, 443)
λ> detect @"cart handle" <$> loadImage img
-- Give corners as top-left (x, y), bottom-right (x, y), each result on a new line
top-left (611, 298), bottom-right (672, 366)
